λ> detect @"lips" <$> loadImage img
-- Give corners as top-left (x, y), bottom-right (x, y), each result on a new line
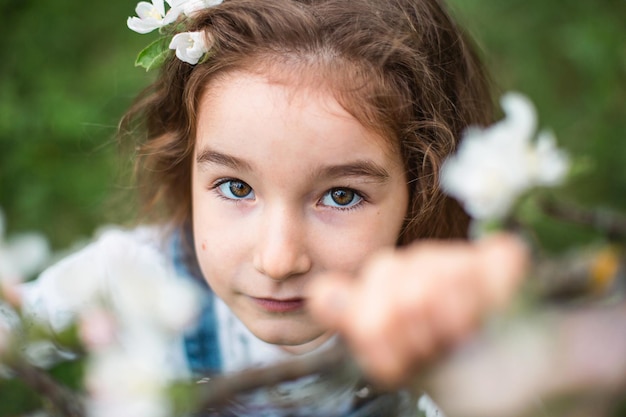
top-left (251, 297), bottom-right (305, 313)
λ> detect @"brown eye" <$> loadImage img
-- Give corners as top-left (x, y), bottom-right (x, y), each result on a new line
top-left (331, 189), bottom-right (355, 205)
top-left (229, 180), bottom-right (252, 197)
top-left (321, 188), bottom-right (362, 208)
top-left (217, 180), bottom-right (254, 199)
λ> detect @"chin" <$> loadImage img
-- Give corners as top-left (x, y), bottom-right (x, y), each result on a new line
top-left (248, 320), bottom-right (330, 351)
top-left (256, 328), bottom-right (317, 346)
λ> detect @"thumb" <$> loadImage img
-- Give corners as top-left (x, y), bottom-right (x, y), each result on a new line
top-left (307, 272), bottom-right (353, 328)
top-left (477, 233), bottom-right (529, 308)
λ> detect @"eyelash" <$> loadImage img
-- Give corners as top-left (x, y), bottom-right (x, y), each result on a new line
top-left (210, 178), bottom-right (255, 201)
top-left (210, 178), bottom-right (367, 211)
top-left (318, 188), bottom-right (367, 211)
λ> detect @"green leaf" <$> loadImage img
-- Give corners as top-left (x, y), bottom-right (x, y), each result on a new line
top-left (48, 358), bottom-right (86, 391)
top-left (135, 36), bottom-right (172, 71)
top-left (0, 378), bottom-right (43, 416)
top-left (53, 322), bottom-right (83, 351)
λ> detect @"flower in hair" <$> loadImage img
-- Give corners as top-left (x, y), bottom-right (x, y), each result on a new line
top-left (127, 0), bottom-right (222, 70)
top-left (169, 31), bottom-right (209, 65)
top-left (170, 0), bottom-right (224, 17)
top-left (127, 0), bottom-right (181, 34)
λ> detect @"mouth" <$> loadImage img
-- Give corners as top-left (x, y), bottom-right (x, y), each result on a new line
top-left (250, 297), bottom-right (306, 313)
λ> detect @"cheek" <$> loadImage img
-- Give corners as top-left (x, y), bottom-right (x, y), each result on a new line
top-left (192, 203), bottom-right (252, 282)
top-left (194, 220), bottom-right (238, 259)
top-left (193, 233), bottom-right (233, 294)
top-left (192, 215), bottom-right (230, 277)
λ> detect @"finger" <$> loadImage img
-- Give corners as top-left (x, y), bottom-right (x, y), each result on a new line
top-left (306, 271), bottom-right (353, 328)
top-left (355, 335), bottom-right (408, 388)
top-left (346, 252), bottom-right (441, 387)
top-left (428, 280), bottom-right (480, 347)
top-left (477, 233), bottom-right (529, 308)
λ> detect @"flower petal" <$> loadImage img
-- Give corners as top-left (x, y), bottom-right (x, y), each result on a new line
top-left (135, 1), bottom-right (159, 19)
top-left (500, 92), bottom-right (537, 145)
top-left (5, 233), bottom-right (50, 279)
top-left (127, 16), bottom-right (160, 34)
top-left (169, 31), bottom-right (209, 65)
top-left (534, 130), bottom-right (570, 185)
top-left (152, 0), bottom-right (166, 17)
top-left (163, 6), bottom-right (183, 24)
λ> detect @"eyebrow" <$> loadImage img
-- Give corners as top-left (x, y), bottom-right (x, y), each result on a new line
top-left (196, 148), bottom-right (253, 171)
top-left (317, 160), bottom-right (390, 183)
top-left (196, 147), bottom-right (390, 183)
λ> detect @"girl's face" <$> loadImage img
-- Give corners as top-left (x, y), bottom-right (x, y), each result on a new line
top-left (192, 71), bottom-right (408, 352)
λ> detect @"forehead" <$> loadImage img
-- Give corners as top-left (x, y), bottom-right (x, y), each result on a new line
top-left (196, 70), bottom-right (400, 162)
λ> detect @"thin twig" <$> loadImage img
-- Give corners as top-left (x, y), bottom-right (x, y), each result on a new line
top-left (196, 342), bottom-right (358, 410)
top-left (539, 198), bottom-right (626, 241)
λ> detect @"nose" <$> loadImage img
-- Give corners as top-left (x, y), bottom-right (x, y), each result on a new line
top-left (253, 205), bottom-right (312, 281)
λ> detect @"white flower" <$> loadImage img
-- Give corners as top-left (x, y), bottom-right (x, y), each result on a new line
top-left (127, 0), bottom-right (181, 34)
top-left (86, 346), bottom-right (172, 417)
top-left (78, 308), bottom-right (117, 351)
top-left (169, 31), bottom-right (209, 64)
top-left (533, 130), bottom-right (570, 186)
top-left (55, 228), bottom-right (202, 417)
top-left (49, 245), bottom-right (106, 314)
top-left (170, 0), bottom-right (223, 16)
top-left (98, 232), bottom-right (201, 333)
top-left (440, 92), bottom-right (569, 220)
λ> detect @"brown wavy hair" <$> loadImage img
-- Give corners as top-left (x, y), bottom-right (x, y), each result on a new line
top-left (119, 0), bottom-right (494, 245)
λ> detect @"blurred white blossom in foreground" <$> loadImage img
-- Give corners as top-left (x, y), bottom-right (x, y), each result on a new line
top-left (46, 229), bottom-right (202, 336)
top-left (87, 345), bottom-right (173, 417)
top-left (0, 207), bottom-right (51, 287)
top-left (26, 227), bottom-right (202, 417)
top-left (440, 93), bottom-right (570, 220)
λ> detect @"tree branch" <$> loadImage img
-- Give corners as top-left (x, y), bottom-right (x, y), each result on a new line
top-left (539, 198), bottom-right (626, 241)
top-left (195, 342), bottom-right (358, 411)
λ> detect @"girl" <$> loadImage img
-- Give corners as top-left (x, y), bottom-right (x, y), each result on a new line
top-left (26, 0), bottom-right (527, 415)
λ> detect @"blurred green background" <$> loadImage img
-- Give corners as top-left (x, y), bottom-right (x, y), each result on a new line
top-left (0, 0), bottom-right (625, 251)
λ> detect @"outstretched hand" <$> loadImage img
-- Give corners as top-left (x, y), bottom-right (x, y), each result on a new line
top-left (307, 233), bottom-right (529, 388)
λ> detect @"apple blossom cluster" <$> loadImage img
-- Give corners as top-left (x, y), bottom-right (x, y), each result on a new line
top-left (33, 228), bottom-right (203, 417)
top-left (0, 224), bottom-right (203, 417)
top-left (127, 0), bottom-right (223, 65)
top-left (0, 206), bottom-right (203, 417)
top-left (440, 92), bottom-right (570, 221)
